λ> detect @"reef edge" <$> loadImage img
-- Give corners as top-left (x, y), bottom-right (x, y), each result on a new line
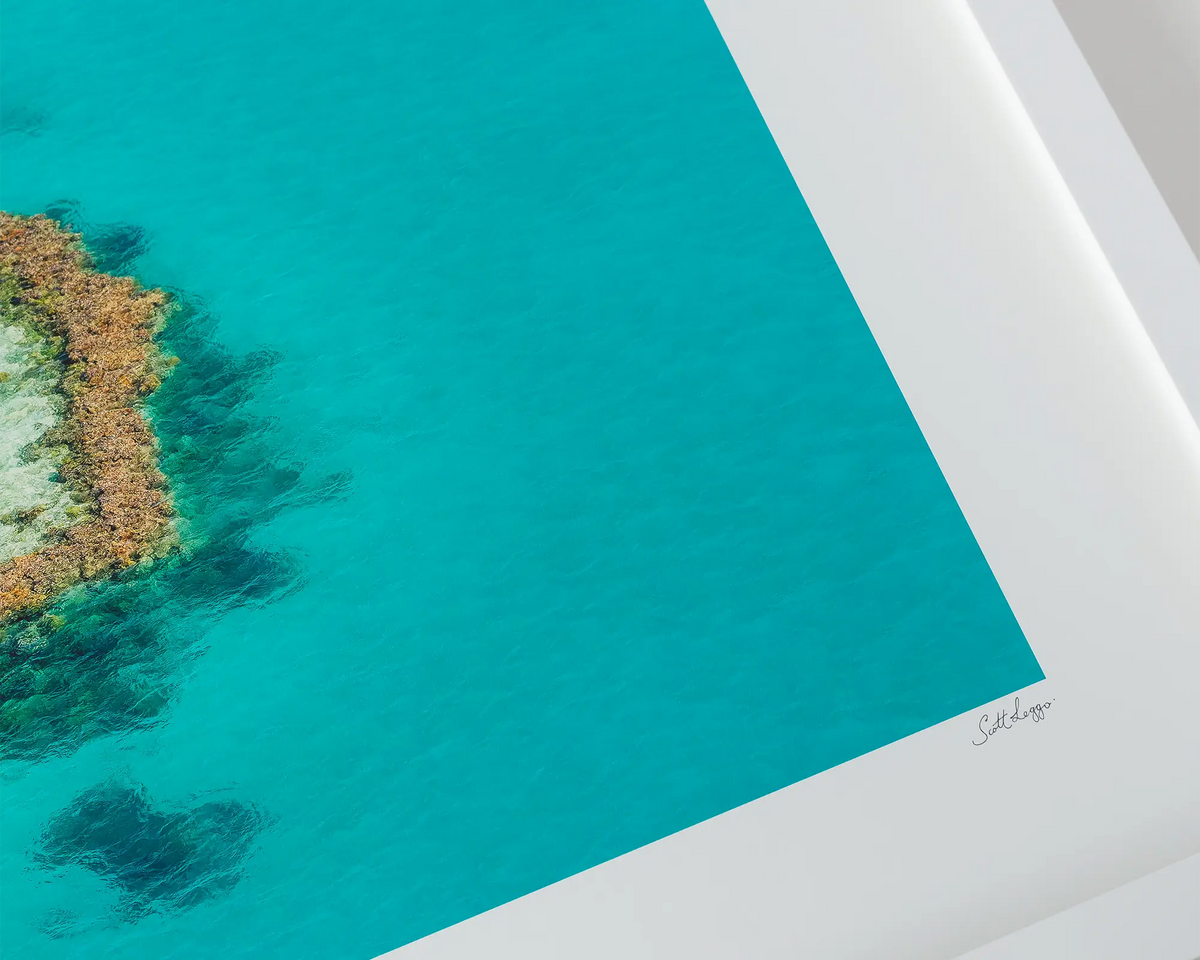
top-left (0, 212), bottom-right (176, 624)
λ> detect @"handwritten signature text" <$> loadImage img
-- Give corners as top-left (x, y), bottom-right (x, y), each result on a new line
top-left (972, 696), bottom-right (1054, 746)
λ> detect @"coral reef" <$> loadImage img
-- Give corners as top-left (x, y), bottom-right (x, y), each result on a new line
top-left (1, 263), bottom-right (337, 760)
top-left (0, 212), bottom-right (175, 623)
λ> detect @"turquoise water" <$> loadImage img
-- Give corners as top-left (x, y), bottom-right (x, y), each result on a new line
top-left (0, 1), bottom-right (1042, 957)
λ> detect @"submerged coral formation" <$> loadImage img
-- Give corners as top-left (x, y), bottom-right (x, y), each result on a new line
top-left (0, 220), bottom-right (335, 759)
top-left (36, 781), bottom-right (268, 920)
top-left (0, 212), bottom-right (175, 623)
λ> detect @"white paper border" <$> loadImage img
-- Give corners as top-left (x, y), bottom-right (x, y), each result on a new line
top-left (382, 2), bottom-right (1200, 956)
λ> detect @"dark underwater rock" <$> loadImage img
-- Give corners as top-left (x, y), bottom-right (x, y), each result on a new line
top-left (36, 781), bottom-right (269, 920)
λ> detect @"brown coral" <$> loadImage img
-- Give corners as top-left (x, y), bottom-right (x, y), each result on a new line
top-left (0, 212), bottom-right (174, 623)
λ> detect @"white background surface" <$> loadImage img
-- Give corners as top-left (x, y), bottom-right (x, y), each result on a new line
top-left (969, 0), bottom-right (1200, 438)
top-left (382, 1), bottom-right (1200, 956)
top-left (1051, 0), bottom-right (1199, 255)
top-left (958, 854), bottom-right (1199, 960)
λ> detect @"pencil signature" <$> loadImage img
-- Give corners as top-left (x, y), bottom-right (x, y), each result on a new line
top-left (972, 696), bottom-right (1054, 746)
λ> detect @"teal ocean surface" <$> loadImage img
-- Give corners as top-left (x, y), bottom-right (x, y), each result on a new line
top-left (0, 1), bottom-right (1041, 956)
